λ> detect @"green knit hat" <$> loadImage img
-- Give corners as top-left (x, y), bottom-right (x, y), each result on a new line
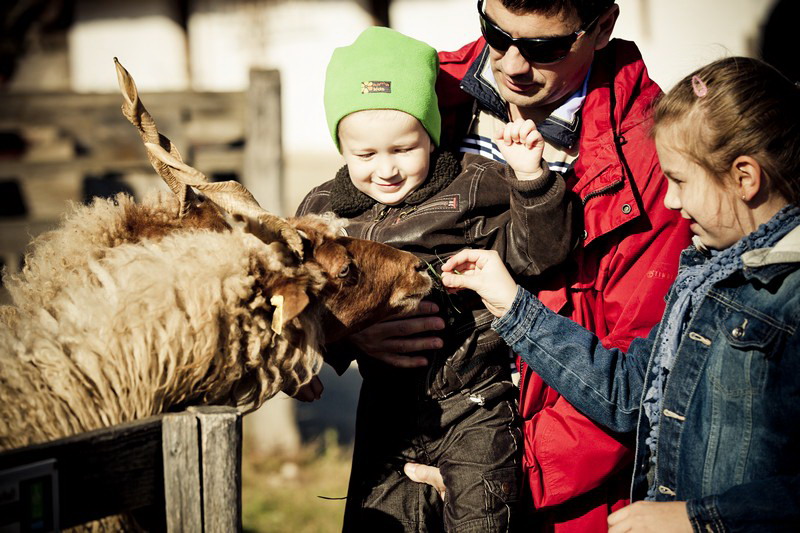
top-left (324, 26), bottom-right (441, 151)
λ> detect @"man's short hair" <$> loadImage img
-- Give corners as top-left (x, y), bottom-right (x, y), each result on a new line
top-left (501, 0), bottom-right (614, 25)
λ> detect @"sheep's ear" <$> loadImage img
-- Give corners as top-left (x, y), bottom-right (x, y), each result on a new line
top-left (270, 282), bottom-right (310, 335)
top-left (232, 213), bottom-right (305, 261)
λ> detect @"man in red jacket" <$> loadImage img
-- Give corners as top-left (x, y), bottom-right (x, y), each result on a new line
top-left (354, 0), bottom-right (692, 531)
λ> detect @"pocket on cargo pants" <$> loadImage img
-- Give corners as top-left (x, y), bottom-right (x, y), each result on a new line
top-left (482, 466), bottom-right (520, 532)
top-left (440, 463), bottom-right (521, 533)
top-left (437, 394), bottom-right (521, 533)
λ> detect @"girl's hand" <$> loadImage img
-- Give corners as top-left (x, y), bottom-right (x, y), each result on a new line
top-left (607, 501), bottom-right (692, 533)
top-left (441, 249), bottom-right (518, 318)
top-left (494, 118), bottom-right (545, 180)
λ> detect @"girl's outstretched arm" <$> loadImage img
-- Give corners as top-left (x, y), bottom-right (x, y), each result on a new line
top-left (443, 248), bottom-right (654, 432)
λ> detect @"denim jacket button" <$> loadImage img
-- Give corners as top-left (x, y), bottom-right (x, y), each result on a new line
top-left (658, 485), bottom-right (676, 496)
top-left (732, 327), bottom-right (745, 338)
top-left (501, 481), bottom-right (511, 494)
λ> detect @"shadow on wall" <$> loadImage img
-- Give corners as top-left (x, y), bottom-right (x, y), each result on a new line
top-left (761, 0), bottom-right (799, 82)
top-left (296, 363), bottom-right (362, 445)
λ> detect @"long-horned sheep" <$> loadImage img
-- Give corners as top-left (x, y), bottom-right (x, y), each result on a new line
top-left (0, 60), bottom-right (431, 454)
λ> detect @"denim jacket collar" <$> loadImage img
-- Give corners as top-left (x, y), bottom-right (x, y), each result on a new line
top-left (742, 224), bottom-right (800, 266)
top-left (679, 225), bottom-right (800, 285)
top-left (741, 225), bottom-right (800, 284)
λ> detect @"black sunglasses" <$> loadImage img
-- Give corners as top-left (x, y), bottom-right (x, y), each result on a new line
top-left (477, 0), bottom-right (601, 64)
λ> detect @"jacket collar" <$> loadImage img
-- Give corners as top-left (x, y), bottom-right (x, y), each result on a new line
top-left (460, 45), bottom-right (585, 150)
top-left (461, 47), bottom-right (507, 121)
top-left (680, 225), bottom-right (800, 285)
top-left (455, 39), bottom-right (663, 248)
top-left (742, 224), bottom-right (800, 267)
top-left (329, 151), bottom-right (462, 217)
top-left (741, 224), bottom-right (800, 283)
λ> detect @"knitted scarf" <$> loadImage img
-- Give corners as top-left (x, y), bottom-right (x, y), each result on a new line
top-left (329, 150), bottom-right (461, 217)
top-left (643, 203), bottom-right (800, 500)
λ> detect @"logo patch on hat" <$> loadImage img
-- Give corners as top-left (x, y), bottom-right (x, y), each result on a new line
top-left (361, 81), bottom-right (391, 94)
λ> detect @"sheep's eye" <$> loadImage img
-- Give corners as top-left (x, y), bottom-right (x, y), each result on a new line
top-left (338, 264), bottom-right (350, 278)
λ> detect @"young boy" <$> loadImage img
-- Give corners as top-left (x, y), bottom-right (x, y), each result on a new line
top-left (295, 27), bottom-right (575, 532)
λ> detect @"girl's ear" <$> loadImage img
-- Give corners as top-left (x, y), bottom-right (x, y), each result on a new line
top-left (732, 155), bottom-right (763, 202)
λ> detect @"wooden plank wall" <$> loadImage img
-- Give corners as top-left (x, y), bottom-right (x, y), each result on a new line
top-left (0, 68), bottom-right (282, 305)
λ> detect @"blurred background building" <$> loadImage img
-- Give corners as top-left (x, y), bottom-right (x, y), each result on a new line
top-left (0, 0), bottom-right (796, 452)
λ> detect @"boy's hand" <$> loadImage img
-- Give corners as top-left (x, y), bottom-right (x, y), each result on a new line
top-left (290, 375), bottom-right (324, 402)
top-left (494, 118), bottom-right (545, 180)
top-left (441, 249), bottom-right (518, 318)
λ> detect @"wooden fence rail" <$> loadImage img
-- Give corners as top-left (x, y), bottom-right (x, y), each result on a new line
top-left (0, 406), bottom-right (242, 532)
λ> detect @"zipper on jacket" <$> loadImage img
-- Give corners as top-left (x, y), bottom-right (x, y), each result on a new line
top-left (393, 206), bottom-right (418, 225)
top-left (581, 179), bottom-right (624, 205)
top-left (392, 197), bottom-right (460, 225)
top-left (365, 206), bottom-right (391, 241)
top-left (375, 206), bottom-right (390, 221)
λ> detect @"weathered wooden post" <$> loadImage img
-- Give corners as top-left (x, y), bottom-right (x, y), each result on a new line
top-left (241, 67), bottom-right (304, 457)
top-left (162, 406), bottom-right (242, 532)
top-left (243, 68), bottom-right (283, 214)
top-left (162, 411), bottom-right (202, 531)
top-left (192, 406), bottom-right (242, 532)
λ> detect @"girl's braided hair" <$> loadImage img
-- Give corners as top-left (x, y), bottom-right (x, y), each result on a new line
top-left (652, 57), bottom-right (800, 204)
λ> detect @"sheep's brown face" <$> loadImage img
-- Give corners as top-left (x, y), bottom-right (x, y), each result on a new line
top-left (308, 235), bottom-right (432, 343)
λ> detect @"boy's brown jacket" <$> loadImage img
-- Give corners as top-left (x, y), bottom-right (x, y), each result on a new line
top-left (295, 151), bottom-right (576, 396)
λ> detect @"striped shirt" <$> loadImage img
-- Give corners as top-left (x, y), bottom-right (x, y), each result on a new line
top-left (459, 59), bottom-right (589, 175)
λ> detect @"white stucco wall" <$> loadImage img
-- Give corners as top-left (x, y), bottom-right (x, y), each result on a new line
top-left (613, 0), bottom-right (774, 90)
top-left (390, 0), bottom-right (479, 52)
top-left (68, 0), bottom-right (189, 92)
top-left (188, 0), bottom-right (376, 155)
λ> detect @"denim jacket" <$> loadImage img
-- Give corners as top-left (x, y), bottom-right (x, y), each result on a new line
top-left (492, 225), bottom-right (800, 532)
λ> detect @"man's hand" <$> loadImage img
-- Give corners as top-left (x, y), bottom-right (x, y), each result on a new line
top-left (350, 300), bottom-right (445, 368)
top-left (441, 249), bottom-right (518, 318)
top-left (404, 463), bottom-right (446, 501)
top-left (289, 375), bottom-right (324, 402)
top-left (494, 118), bottom-right (545, 180)
top-left (607, 501), bottom-right (692, 533)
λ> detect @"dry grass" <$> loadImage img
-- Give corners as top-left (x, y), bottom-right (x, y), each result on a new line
top-left (242, 430), bottom-right (352, 533)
